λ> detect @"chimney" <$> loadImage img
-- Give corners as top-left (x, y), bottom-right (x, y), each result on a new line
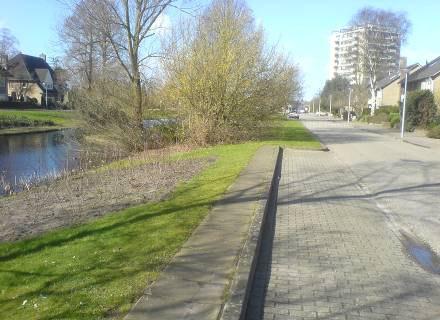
top-left (40, 53), bottom-right (46, 61)
top-left (399, 57), bottom-right (407, 78)
top-left (399, 57), bottom-right (407, 70)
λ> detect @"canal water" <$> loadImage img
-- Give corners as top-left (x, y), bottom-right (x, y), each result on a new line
top-left (0, 130), bottom-right (80, 191)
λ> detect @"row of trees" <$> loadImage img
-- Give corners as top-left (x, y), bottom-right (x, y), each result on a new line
top-left (61, 0), bottom-right (302, 148)
top-left (312, 76), bottom-right (368, 115)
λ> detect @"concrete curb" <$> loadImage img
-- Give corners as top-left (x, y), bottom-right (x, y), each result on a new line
top-left (219, 147), bottom-right (283, 320)
top-left (124, 146), bottom-right (281, 320)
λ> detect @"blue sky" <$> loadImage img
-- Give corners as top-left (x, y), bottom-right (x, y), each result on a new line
top-left (1, 0), bottom-right (439, 99)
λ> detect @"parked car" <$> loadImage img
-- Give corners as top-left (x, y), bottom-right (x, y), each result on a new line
top-left (288, 112), bottom-right (299, 119)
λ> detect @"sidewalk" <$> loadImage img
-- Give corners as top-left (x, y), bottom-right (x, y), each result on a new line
top-left (246, 149), bottom-right (440, 320)
top-left (125, 146), bottom-right (280, 320)
top-left (353, 121), bottom-right (440, 149)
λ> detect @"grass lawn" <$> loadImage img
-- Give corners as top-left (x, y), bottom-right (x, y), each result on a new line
top-left (0, 109), bottom-right (79, 135)
top-left (0, 119), bottom-right (320, 319)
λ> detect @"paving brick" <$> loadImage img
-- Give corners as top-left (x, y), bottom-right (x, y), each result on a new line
top-left (246, 148), bottom-right (440, 320)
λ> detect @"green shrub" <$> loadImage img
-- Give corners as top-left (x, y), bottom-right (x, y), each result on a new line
top-left (362, 108), bottom-right (370, 116)
top-left (406, 90), bottom-right (438, 130)
top-left (389, 112), bottom-right (400, 128)
top-left (145, 123), bottom-right (180, 149)
top-left (367, 112), bottom-right (388, 123)
top-left (429, 115), bottom-right (440, 127)
top-left (427, 125), bottom-right (440, 139)
top-left (377, 105), bottom-right (399, 115)
top-left (359, 115), bottom-right (369, 122)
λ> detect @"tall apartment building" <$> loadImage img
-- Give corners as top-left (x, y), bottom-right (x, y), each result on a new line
top-left (329, 25), bottom-right (401, 85)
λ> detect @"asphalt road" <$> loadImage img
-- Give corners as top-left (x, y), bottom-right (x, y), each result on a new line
top-left (301, 114), bottom-right (440, 256)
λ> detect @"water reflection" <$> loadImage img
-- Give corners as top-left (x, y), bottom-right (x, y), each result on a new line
top-left (401, 231), bottom-right (440, 275)
top-left (0, 130), bottom-right (79, 188)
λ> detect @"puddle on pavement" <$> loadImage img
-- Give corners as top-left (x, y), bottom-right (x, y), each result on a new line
top-left (400, 231), bottom-right (440, 275)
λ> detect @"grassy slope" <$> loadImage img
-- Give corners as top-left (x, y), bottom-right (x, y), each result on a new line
top-left (0, 120), bottom-right (320, 319)
top-left (0, 109), bottom-right (79, 134)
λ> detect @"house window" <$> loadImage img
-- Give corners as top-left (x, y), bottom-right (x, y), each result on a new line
top-left (421, 78), bottom-right (433, 91)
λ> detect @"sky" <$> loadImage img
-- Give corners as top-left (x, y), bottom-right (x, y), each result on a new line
top-left (1, 0), bottom-right (439, 99)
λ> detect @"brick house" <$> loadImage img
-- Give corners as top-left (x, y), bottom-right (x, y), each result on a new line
top-left (403, 56), bottom-right (440, 106)
top-left (374, 63), bottom-right (421, 107)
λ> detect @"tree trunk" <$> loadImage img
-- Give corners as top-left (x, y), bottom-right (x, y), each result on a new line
top-left (132, 73), bottom-right (144, 150)
top-left (87, 41), bottom-right (93, 90)
top-left (134, 76), bottom-right (143, 128)
top-left (370, 88), bottom-right (377, 116)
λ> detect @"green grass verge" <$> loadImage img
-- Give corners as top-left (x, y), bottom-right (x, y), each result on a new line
top-left (0, 119), bottom-right (319, 319)
top-left (0, 109), bottom-right (79, 134)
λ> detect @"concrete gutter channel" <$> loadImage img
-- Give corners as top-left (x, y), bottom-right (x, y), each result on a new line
top-left (125, 145), bottom-right (282, 320)
top-left (219, 147), bottom-right (282, 320)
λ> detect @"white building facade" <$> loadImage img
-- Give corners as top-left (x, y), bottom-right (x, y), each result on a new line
top-left (329, 26), bottom-right (401, 85)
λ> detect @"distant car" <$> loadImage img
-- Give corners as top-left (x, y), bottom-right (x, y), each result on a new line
top-left (297, 109), bottom-right (306, 114)
top-left (316, 111), bottom-right (328, 116)
top-left (288, 112), bottom-right (299, 119)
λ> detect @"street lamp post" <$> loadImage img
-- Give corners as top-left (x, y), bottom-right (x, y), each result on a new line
top-left (347, 88), bottom-right (352, 123)
top-left (401, 72), bottom-right (408, 139)
top-left (42, 82), bottom-right (48, 107)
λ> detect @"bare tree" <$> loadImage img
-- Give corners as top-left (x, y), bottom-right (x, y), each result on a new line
top-left (87, 0), bottom-right (178, 132)
top-left (350, 7), bottom-right (411, 43)
top-left (59, 0), bottom-right (102, 89)
top-left (351, 83), bottom-right (369, 115)
top-left (0, 28), bottom-right (19, 57)
top-left (349, 7), bottom-right (411, 114)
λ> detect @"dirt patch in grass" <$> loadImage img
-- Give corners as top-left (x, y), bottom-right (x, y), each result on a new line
top-left (0, 158), bottom-right (209, 242)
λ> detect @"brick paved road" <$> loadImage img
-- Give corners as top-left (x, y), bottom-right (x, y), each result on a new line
top-left (302, 116), bottom-right (440, 255)
top-left (246, 148), bottom-right (440, 320)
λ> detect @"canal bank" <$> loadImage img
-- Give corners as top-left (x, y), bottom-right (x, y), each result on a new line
top-left (0, 108), bottom-right (79, 135)
top-left (0, 126), bottom-right (64, 136)
top-left (0, 150), bottom-right (207, 241)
